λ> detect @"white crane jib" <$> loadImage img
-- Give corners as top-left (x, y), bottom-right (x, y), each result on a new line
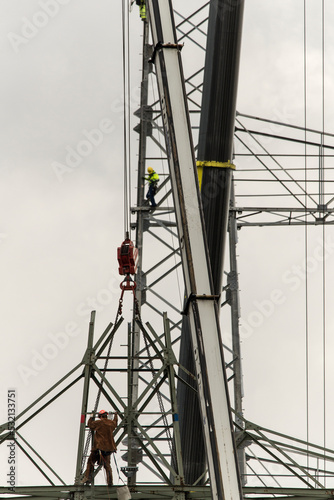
top-left (146, 1), bottom-right (243, 499)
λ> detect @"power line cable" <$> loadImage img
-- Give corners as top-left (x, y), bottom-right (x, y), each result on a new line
top-left (303, 0), bottom-right (310, 480)
top-left (321, 0), bottom-right (326, 485)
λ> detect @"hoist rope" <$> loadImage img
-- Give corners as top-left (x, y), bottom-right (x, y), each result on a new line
top-left (122, 0), bottom-right (131, 238)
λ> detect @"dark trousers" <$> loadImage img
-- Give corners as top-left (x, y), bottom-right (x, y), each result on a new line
top-left (146, 183), bottom-right (157, 207)
top-left (84, 450), bottom-right (113, 485)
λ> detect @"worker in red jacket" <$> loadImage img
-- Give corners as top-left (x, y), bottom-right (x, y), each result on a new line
top-left (82, 410), bottom-right (118, 486)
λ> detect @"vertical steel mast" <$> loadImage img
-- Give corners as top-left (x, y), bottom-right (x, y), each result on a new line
top-left (198, 0), bottom-right (245, 290)
top-left (128, 18), bottom-right (151, 486)
top-left (178, 0), bottom-right (245, 485)
top-left (145, 1), bottom-right (243, 499)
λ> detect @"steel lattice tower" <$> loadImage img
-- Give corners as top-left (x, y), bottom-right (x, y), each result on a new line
top-left (2, 2), bottom-right (334, 500)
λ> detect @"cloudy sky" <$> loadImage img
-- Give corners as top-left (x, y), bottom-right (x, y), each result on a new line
top-left (1, 0), bottom-right (334, 488)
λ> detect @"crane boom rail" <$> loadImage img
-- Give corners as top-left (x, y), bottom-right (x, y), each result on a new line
top-left (146, 1), bottom-right (243, 499)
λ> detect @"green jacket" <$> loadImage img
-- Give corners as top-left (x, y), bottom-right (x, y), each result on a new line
top-left (146, 171), bottom-right (159, 184)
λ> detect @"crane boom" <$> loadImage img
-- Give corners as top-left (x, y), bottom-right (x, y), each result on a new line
top-left (146, 1), bottom-right (243, 499)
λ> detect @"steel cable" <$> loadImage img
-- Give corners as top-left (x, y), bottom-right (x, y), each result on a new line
top-left (122, 0), bottom-right (131, 238)
top-left (303, 0), bottom-right (310, 480)
top-left (321, 0), bottom-right (326, 485)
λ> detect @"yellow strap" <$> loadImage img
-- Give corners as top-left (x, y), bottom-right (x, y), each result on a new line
top-left (196, 160), bottom-right (236, 189)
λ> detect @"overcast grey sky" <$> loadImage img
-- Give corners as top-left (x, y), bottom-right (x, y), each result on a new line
top-left (1, 0), bottom-right (334, 488)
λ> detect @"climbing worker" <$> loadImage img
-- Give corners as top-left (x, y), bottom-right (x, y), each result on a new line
top-left (145, 166), bottom-right (159, 207)
top-left (81, 410), bottom-right (118, 486)
top-left (136, 0), bottom-right (146, 20)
